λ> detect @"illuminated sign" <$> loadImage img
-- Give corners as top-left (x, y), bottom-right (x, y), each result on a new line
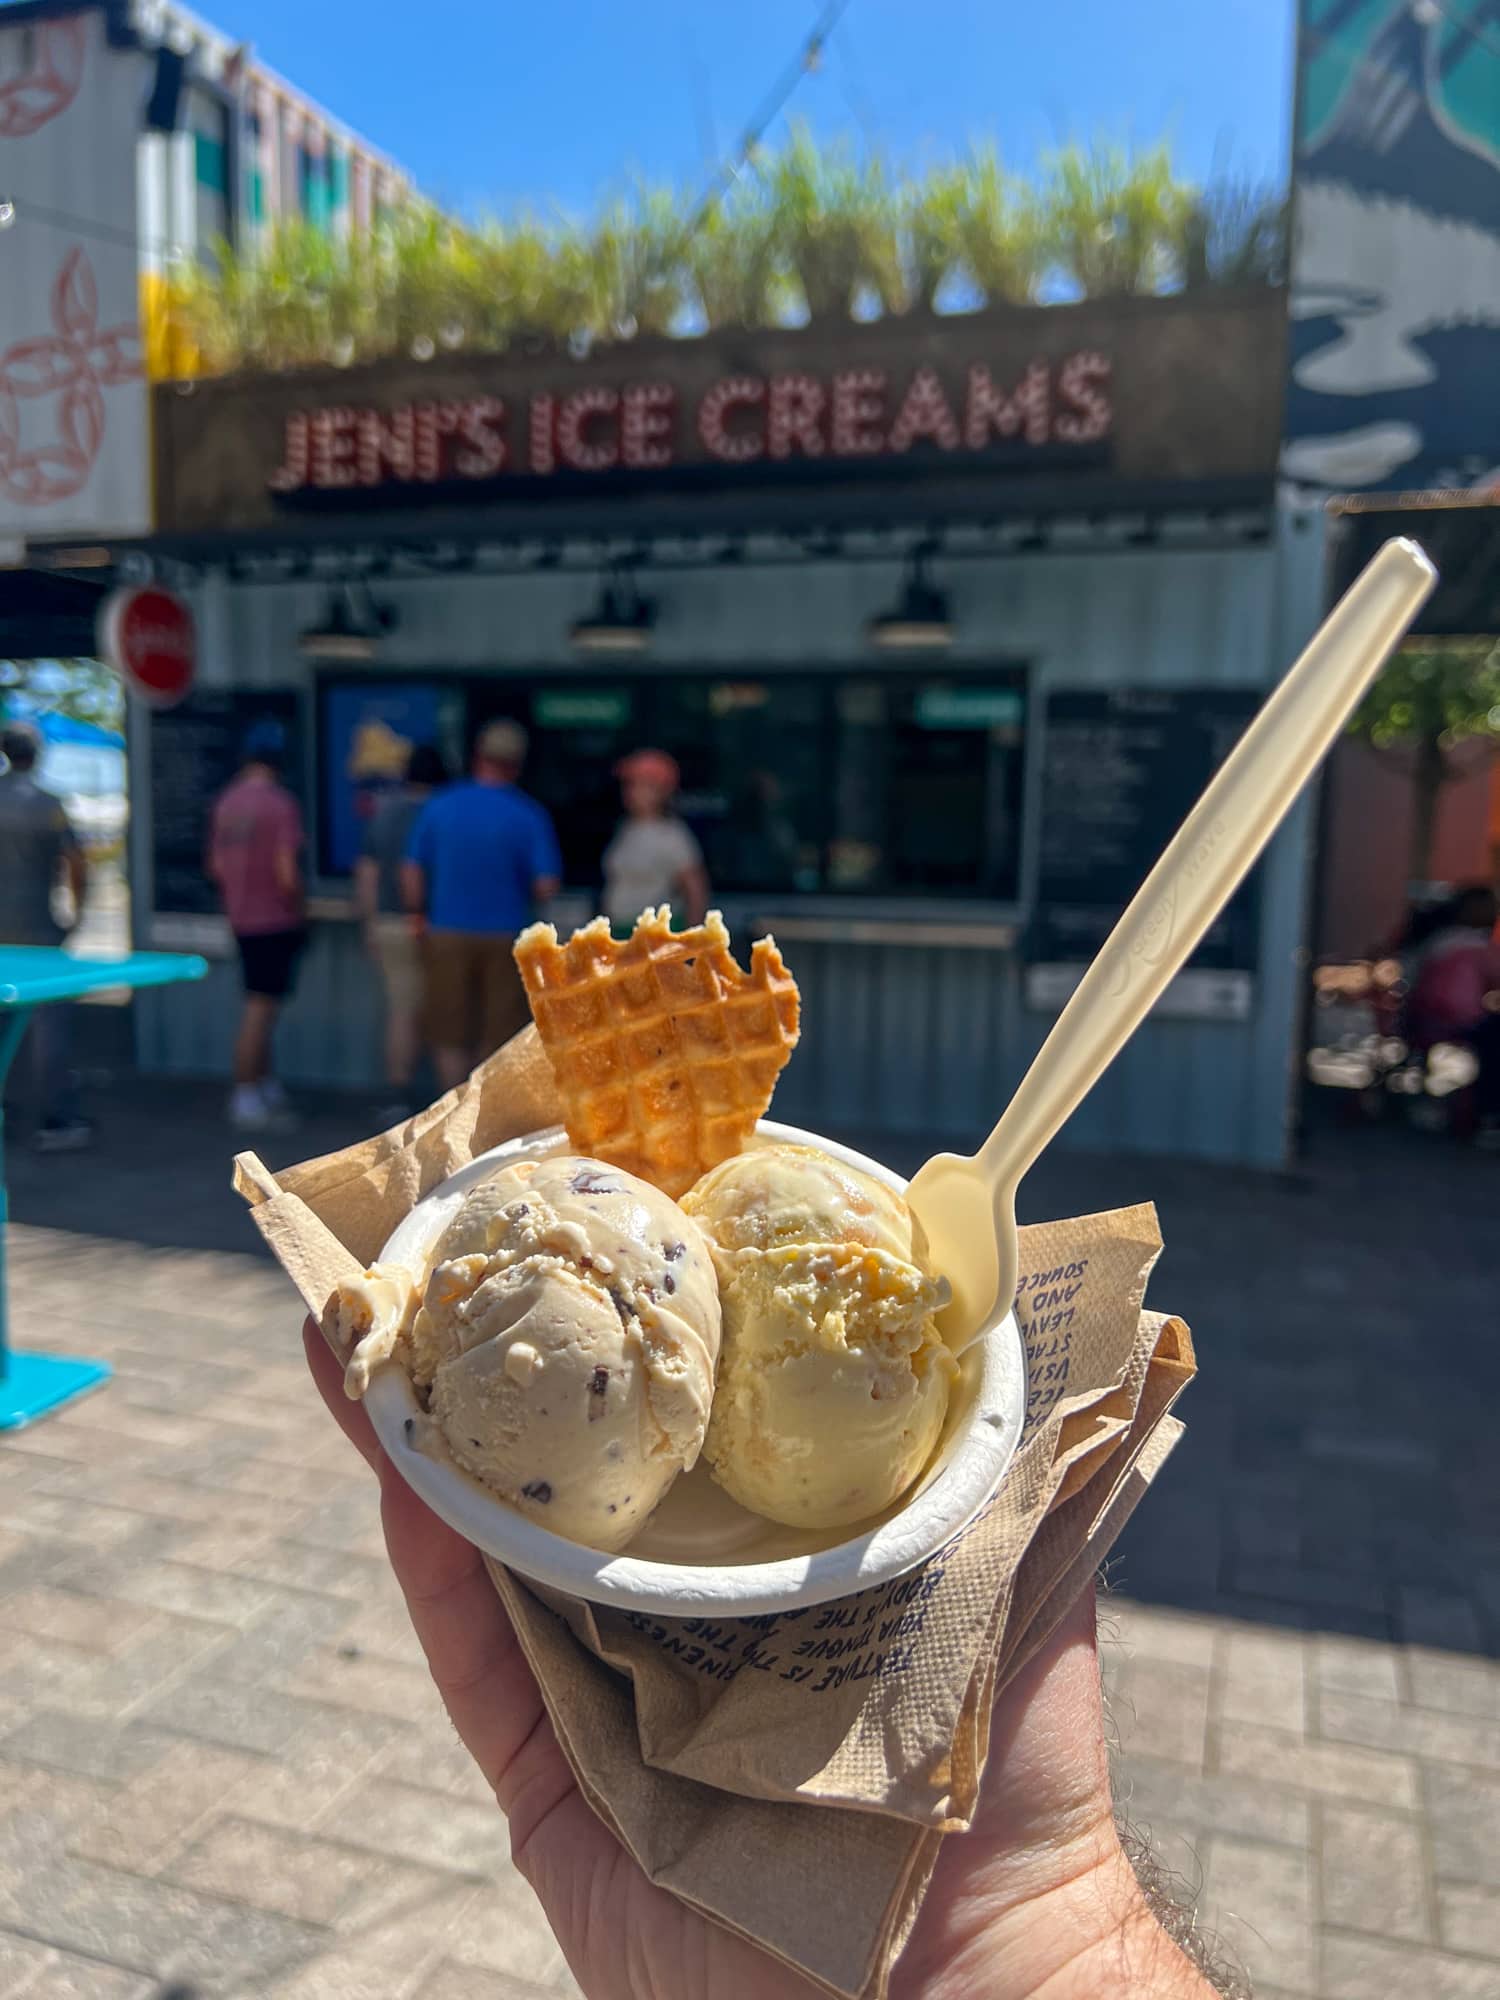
top-left (266, 352), bottom-right (1113, 497)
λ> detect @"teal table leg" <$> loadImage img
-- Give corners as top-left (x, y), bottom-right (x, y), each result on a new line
top-left (0, 1002), bottom-right (111, 1429)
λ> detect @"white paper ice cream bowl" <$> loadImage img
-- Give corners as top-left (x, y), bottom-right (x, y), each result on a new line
top-left (364, 1119), bottom-right (1026, 1617)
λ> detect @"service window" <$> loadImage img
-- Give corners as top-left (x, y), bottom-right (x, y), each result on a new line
top-left (467, 665), bottom-right (1029, 903)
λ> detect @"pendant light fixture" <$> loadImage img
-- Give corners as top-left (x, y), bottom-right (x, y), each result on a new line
top-left (570, 571), bottom-right (655, 654)
top-left (868, 546), bottom-right (953, 651)
top-left (298, 583), bottom-right (398, 661)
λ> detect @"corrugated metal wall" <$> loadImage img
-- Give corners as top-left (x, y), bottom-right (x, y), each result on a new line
top-left (133, 508), bottom-right (1329, 1167)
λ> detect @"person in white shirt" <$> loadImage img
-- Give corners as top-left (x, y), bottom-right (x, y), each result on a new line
top-left (601, 749), bottom-right (709, 931)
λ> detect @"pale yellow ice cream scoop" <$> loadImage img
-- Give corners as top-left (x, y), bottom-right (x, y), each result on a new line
top-left (331, 1154), bottom-right (721, 1553)
top-left (683, 1144), bottom-right (955, 1531)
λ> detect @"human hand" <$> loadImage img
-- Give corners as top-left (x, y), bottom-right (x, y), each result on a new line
top-left (305, 1321), bottom-right (1217, 2000)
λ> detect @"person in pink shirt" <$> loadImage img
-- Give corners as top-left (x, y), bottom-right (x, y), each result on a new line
top-left (207, 719), bottom-right (306, 1130)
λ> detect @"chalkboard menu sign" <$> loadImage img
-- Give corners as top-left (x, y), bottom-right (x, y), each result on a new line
top-left (1028, 687), bottom-right (1262, 1016)
top-left (147, 689), bottom-right (304, 924)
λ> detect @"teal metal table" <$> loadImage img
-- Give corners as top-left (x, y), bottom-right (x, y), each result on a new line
top-left (0, 946), bottom-right (208, 1429)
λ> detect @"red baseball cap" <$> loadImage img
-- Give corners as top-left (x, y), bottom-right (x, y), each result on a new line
top-left (616, 748), bottom-right (680, 791)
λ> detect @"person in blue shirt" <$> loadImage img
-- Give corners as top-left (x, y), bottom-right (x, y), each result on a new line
top-left (403, 719), bottom-right (561, 1089)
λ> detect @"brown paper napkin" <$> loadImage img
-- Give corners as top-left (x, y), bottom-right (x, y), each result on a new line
top-left (236, 1031), bottom-right (1194, 2000)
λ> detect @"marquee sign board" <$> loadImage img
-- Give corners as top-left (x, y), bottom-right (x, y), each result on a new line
top-left (152, 289), bottom-right (1286, 537)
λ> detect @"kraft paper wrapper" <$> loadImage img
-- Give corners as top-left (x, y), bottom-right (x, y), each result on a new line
top-left (236, 1028), bottom-right (1195, 2000)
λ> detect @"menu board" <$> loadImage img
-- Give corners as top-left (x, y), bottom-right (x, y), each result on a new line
top-left (147, 689), bottom-right (304, 924)
top-left (1027, 687), bottom-right (1262, 1017)
top-left (318, 678), bottom-right (466, 876)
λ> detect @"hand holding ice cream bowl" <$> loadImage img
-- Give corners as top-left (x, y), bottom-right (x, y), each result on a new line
top-left (320, 539), bottom-right (1436, 1619)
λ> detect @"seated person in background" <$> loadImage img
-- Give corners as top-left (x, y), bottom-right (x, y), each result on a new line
top-left (1405, 884), bottom-right (1500, 1141)
top-left (603, 749), bottom-right (709, 931)
top-left (1405, 885), bottom-right (1500, 1045)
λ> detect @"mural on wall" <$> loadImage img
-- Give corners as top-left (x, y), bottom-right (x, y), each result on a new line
top-left (1284, 0), bottom-right (1500, 493)
top-left (0, 9), bottom-right (149, 539)
top-left (0, 248), bottom-right (143, 507)
top-left (0, 16), bottom-right (85, 139)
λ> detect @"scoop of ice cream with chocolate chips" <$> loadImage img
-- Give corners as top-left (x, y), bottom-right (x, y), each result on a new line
top-left (399, 1153), bottom-right (720, 1552)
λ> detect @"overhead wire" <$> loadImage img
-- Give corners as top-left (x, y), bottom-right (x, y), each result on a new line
top-left (682, 0), bottom-right (856, 235)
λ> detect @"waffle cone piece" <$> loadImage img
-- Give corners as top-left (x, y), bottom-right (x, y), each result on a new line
top-left (514, 907), bottom-right (801, 1197)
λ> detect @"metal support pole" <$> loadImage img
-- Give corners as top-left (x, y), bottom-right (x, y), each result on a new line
top-left (0, 1003), bottom-right (33, 1379)
top-left (0, 1000), bottom-right (110, 1427)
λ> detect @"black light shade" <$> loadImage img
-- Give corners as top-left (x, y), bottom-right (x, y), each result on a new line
top-left (570, 579), bottom-right (654, 654)
top-left (868, 551), bottom-right (953, 650)
top-left (299, 587), bottom-right (397, 661)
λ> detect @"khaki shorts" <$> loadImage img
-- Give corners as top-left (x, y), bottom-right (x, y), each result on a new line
top-left (423, 929), bottom-right (530, 1055)
top-left (370, 916), bottom-right (423, 1017)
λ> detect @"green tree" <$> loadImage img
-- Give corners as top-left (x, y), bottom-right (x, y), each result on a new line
top-left (1, 657), bottom-right (124, 732)
top-left (1347, 642), bottom-right (1500, 883)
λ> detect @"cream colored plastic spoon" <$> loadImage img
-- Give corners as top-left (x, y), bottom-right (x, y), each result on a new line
top-left (908, 536), bottom-right (1437, 1352)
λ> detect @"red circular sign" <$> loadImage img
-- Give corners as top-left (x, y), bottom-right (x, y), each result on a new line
top-left (98, 586), bottom-right (195, 707)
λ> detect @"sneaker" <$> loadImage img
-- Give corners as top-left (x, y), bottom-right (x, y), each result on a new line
top-left (34, 1117), bottom-right (95, 1153)
top-left (259, 1077), bottom-right (290, 1111)
top-left (229, 1086), bottom-right (298, 1133)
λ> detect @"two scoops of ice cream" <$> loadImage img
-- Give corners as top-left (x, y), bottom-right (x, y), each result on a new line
top-left (332, 1140), bottom-right (955, 1555)
top-left (326, 907), bottom-right (956, 1556)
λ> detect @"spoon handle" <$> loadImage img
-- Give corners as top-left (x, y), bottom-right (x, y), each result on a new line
top-left (978, 536), bottom-right (1436, 1189)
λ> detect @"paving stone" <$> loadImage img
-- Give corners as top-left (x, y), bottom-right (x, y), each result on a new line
top-left (0, 1590), bottom-right (155, 1658)
top-left (1315, 1635), bottom-right (1404, 1703)
top-left (1319, 1803), bottom-right (1430, 1943)
top-left (0, 1537), bottom-right (85, 1597)
top-left (1215, 1720), bottom-right (1419, 1809)
top-left (1319, 1688), bottom-right (1500, 1770)
top-left (60, 1559), bottom-right (276, 1629)
top-left (1103, 1597), bottom-right (1218, 1670)
top-left (0, 1936), bottom-right (151, 1998)
top-left (0, 1846), bottom-right (321, 1990)
top-left (321, 1780), bottom-right (512, 1877)
top-left (1423, 1764), bottom-right (1500, 1888)
top-left (230, 1541), bottom-right (390, 1603)
top-left (54, 1615), bottom-right (230, 1727)
top-left (208, 1595), bottom-right (358, 1688)
top-left (1321, 1932), bottom-right (1500, 1999)
top-left (372, 1734), bottom-right (497, 1808)
top-left (193, 1457), bottom-right (350, 1506)
top-left (224, 1711), bottom-right (398, 1835)
top-left (0, 1713), bottom-right (179, 1787)
top-left (1218, 1626), bottom-right (1308, 1735)
top-left (438, 1875), bottom-right (573, 1988)
top-left (280, 1651), bottom-right (440, 1727)
top-left (67, 1742), bottom-right (265, 1874)
top-left (0, 1768), bottom-right (119, 1855)
top-left (1407, 1650), bottom-right (1500, 1720)
top-left (1109, 1657), bottom-right (1212, 1770)
top-left (1114, 1758), bottom-right (1312, 1850)
top-left (1437, 1881), bottom-right (1500, 1958)
top-left (263, 1882), bottom-right (481, 2000)
top-left (1228, 1561), bottom-right (1389, 1619)
top-left (140, 1675), bottom-right (376, 1759)
top-left (328, 1598), bottom-right (428, 1671)
top-left (419, 1966), bottom-right (580, 2000)
top-left (1397, 1589), bottom-right (1485, 1654)
top-left (165, 1815), bottom-right (429, 1927)
top-left (1202, 1834), bottom-right (1314, 1996)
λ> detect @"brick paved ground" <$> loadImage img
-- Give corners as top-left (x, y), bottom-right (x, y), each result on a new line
top-left (1, 1075), bottom-right (1497, 1997)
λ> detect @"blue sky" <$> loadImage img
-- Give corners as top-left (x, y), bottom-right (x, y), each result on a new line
top-left (232, 0), bottom-right (1298, 215)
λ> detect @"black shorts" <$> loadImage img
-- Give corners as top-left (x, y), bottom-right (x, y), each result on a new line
top-left (237, 927), bottom-right (306, 1000)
